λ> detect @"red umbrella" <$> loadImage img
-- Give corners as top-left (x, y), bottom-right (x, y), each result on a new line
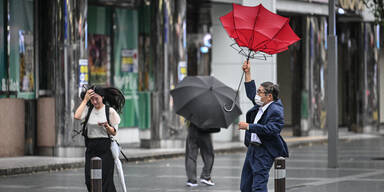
top-left (219, 3), bottom-right (300, 111)
top-left (220, 3), bottom-right (300, 55)
top-left (258, 20), bottom-right (301, 54)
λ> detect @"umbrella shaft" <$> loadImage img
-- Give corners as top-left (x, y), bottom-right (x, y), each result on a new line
top-left (224, 70), bottom-right (244, 112)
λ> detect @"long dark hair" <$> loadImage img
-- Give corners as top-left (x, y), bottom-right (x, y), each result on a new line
top-left (80, 85), bottom-right (125, 113)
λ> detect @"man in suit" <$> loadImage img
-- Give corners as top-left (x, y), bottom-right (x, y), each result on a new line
top-left (238, 61), bottom-right (289, 192)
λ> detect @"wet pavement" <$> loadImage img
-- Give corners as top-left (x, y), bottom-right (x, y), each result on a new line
top-left (0, 137), bottom-right (383, 192)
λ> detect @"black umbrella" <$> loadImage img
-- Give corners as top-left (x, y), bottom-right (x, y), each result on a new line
top-left (170, 76), bottom-right (242, 129)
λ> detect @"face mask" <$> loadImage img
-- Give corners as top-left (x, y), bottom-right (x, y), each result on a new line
top-left (255, 95), bottom-right (264, 106)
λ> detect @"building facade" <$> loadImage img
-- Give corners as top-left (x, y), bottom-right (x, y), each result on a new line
top-left (275, 0), bottom-right (383, 135)
top-left (0, 0), bottom-right (383, 157)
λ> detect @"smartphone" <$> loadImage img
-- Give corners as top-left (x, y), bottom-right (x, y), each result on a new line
top-left (98, 122), bottom-right (107, 126)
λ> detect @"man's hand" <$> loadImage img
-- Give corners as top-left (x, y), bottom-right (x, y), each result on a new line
top-left (242, 61), bottom-right (250, 73)
top-left (242, 61), bottom-right (252, 82)
top-left (238, 122), bottom-right (249, 130)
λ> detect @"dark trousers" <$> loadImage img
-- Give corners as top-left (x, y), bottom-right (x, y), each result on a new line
top-left (240, 145), bottom-right (274, 192)
top-left (85, 138), bottom-right (116, 192)
top-left (185, 126), bottom-right (214, 182)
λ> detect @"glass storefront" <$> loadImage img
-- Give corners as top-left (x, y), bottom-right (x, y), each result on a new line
top-left (308, 16), bottom-right (328, 133)
top-left (363, 24), bottom-right (380, 131)
top-left (0, 0), bottom-right (35, 99)
top-left (337, 22), bottom-right (380, 132)
top-left (88, 3), bottom-right (152, 130)
top-left (0, 0), bottom-right (5, 95)
top-left (277, 14), bottom-right (381, 135)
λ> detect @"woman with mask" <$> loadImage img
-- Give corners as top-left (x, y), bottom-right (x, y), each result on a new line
top-left (74, 85), bottom-right (126, 192)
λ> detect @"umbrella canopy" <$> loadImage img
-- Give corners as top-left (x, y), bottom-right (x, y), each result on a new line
top-left (218, 3), bottom-right (301, 112)
top-left (170, 76), bottom-right (242, 129)
top-left (220, 3), bottom-right (300, 55)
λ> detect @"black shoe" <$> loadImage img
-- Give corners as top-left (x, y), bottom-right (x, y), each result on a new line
top-left (186, 180), bottom-right (198, 187)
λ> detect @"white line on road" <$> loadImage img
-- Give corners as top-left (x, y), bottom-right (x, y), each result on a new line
top-left (293, 170), bottom-right (384, 187)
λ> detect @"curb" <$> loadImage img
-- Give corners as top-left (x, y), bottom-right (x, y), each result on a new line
top-left (1, 134), bottom-right (381, 176)
top-left (0, 147), bottom-right (246, 177)
top-left (0, 162), bottom-right (85, 176)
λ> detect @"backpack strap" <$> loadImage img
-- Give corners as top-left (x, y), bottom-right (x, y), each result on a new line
top-left (81, 105), bottom-right (94, 138)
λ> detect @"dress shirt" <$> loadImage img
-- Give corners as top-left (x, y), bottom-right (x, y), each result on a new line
top-left (250, 101), bottom-right (273, 144)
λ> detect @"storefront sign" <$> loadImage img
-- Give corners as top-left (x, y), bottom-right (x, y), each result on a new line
top-left (113, 74), bottom-right (138, 91)
top-left (79, 59), bottom-right (88, 88)
top-left (302, 0), bottom-right (364, 12)
top-left (339, 0), bottom-right (364, 11)
top-left (178, 61), bottom-right (187, 82)
top-left (121, 49), bottom-right (138, 73)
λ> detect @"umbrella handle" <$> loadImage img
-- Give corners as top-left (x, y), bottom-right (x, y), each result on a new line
top-left (224, 102), bottom-right (236, 112)
top-left (224, 70), bottom-right (245, 112)
top-left (224, 51), bottom-right (251, 112)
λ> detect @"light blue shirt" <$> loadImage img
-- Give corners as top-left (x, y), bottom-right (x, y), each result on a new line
top-left (251, 101), bottom-right (273, 144)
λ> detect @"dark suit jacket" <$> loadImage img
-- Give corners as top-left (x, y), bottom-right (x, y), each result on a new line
top-left (244, 80), bottom-right (289, 158)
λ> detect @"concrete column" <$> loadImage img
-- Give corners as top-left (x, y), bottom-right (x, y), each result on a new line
top-left (141, 0), bottom-right (187, 148)
top-left (379, 46), bottom-right (384, 126)
top-left (52, 0), bottom-right (88, 156)
top-left (327, 0), bottom-right (338, 168)
top-left (141, 0), bottom-right (164, 148)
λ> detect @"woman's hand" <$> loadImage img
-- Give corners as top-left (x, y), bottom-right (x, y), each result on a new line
top-left (84, 89), bottom-right (95, 102)
top-left (99, 122), bottom-right (116, 136)
top-left (74, 90), bottom-right (93, 120)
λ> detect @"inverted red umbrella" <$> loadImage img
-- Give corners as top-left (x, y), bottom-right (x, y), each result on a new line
top-left (219, 3), bottom-right (300, 111)
top-left (235, 4), bottom-right (289, 51)
top-left (220, 3), bottom-right (300, 56)
top-left (258, 20), bottom-right (301, 54)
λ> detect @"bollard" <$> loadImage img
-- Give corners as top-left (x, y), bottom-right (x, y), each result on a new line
top-left (91, 157), bottom-right (102, 192)
top-left (274, 157), bottom-right (285, 192)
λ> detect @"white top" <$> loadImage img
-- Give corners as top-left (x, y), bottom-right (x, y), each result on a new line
top-left (81, 105), bottom-right (121, 138)
top-left (251, 101), bottom-right (273, 144)
top-left (254, 101), bottom-right (273, 124)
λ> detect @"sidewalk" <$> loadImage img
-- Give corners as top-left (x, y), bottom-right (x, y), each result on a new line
top-left (0, 132), bottom-right (380, 176)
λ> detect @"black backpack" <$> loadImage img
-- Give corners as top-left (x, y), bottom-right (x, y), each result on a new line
top-left (197, 127), bottom-right (221, 133)
top-left (189, 122), bottom-right (221, 133)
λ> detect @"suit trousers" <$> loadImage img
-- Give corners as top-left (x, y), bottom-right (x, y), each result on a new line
top-left (185, 126), bottom-right (214, 182)
top-left (240, 144), bottom-right (274, 192)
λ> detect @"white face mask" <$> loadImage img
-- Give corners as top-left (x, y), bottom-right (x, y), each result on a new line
top-left (255, 95), bottom-right (264, 106)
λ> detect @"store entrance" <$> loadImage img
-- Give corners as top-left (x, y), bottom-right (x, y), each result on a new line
top-left (276, 15), bottom-right (304, 136)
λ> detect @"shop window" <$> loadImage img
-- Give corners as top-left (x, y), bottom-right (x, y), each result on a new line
top-left (113, 8), bottom-right (140, 128)
top-left (1, 0), bottom-right (35, 98)
top-left (38, 0), bottom-right (55, 95)
top-left (0, 1), bottom-right (6, 96)
top-left (88, 6), bottom-right (112, 86)
top-left (88, 5), bottom-right (147, 129)
top-left (187, 1), bottom-right (212, 76)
